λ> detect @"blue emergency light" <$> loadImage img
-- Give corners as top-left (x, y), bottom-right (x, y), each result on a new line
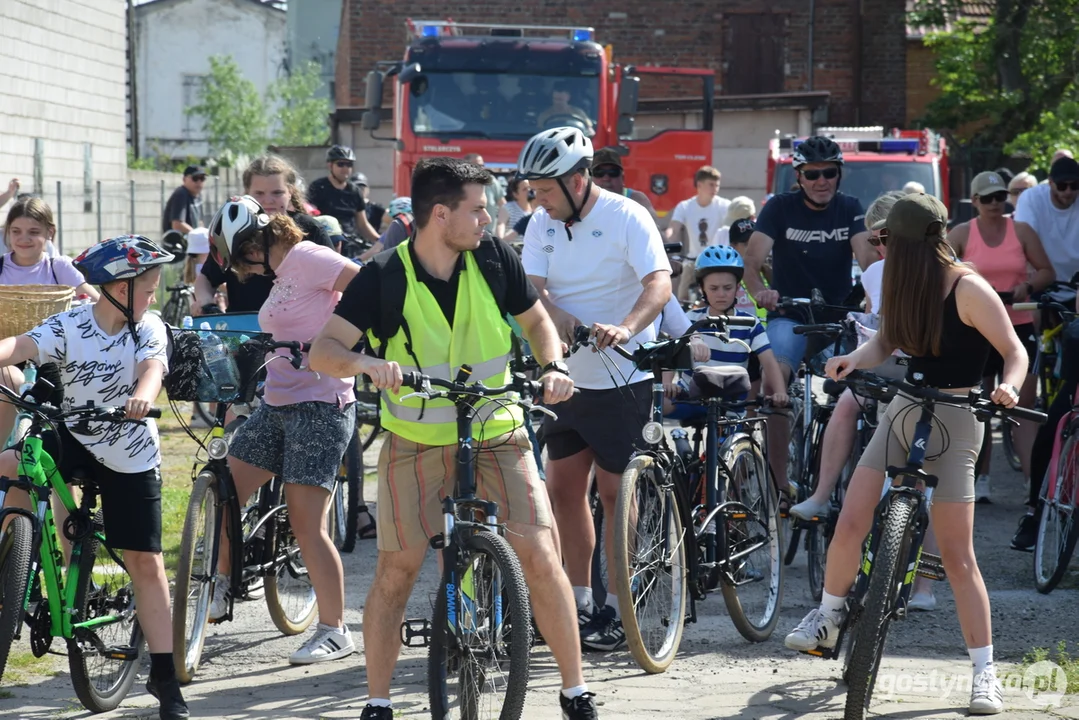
top-left (573, 28), bottom-right (593, 42)
top-left (421, 24), bottom-right (439, 37)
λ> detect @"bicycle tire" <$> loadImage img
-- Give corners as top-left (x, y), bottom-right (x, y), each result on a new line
top-left (613, 455), bottom-right (687, 674)
top-left (719, 435), bottom-right (783, 643)
top-left (264, 508), bottom-right (318, 635)
top-left (0, 515), bottom-right (33, 682)
top-left (194, 401), bottom-right (215, 428)
top-left (1000, 419), bottom-right (1022, 472)
top-left (1034, 434), bottom-right (1079, 593)
top-left (589, 472), bottom-right (608, 609)
top-left (843, 493), bottom-right (916, 720)
top-left (354, 380), bottom-right (382, 451)
top-left (173, 470), bottom-right (220, 683)
top-left (68, 513), bottom-right (144, 713)
top-left (783, 402), bottom-right (806, 567)
top-left (340, 429), bottom-right (363, 553)
top-left (428, 530), bottom-right (531, 720)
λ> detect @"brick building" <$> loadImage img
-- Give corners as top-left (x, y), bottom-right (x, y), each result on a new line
top-left (336, 0), bottom-right (909, 129)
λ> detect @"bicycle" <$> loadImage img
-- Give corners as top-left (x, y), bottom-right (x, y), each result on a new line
top-left (397, 368), bottom-right (552, 719)
top-left (588, 317), bottom-right (781, 673)
top-left (798, 370), bottom-right (1045, 720)
top-left (159, 282), bottom-right (195, 328)
top-left (0, 382), bottom-right (158, 712)
top-left (169, 334), bottom-right (340, 683)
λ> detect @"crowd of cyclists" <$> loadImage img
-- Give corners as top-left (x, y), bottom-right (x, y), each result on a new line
top-left (0, 129), bottom-right (1076, 720)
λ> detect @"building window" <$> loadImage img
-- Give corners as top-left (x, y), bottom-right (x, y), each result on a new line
top-left (724, 14), bottom-right (787, 95)
top-left (182, 74), bottom-right (208, 139)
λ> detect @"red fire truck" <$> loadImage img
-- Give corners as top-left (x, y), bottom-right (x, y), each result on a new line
top-left (766, 127), bottom-right (952, 214)
top-left (362, 19), bottom-right (715, 216)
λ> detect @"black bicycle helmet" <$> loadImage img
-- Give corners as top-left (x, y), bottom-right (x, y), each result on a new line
top-left (326, 145), bottom-right (356, 163)
top-left (791, 136), bottom-right (845, 169)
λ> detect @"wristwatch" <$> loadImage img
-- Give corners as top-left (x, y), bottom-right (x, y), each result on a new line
top-left (542, 360), bottom-right (570, 377)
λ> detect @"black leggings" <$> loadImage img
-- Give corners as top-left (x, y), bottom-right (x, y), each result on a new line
top-left (1028, 319), bottom-right (1079, 507)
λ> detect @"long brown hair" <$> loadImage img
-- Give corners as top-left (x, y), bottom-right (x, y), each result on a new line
top-left (4, 197), bottom-right (55, 247)
top-left (878, 225), bottom-right (962, 357)
top-left (243, 154), bottom-right (306, 214)
top-left (230, 213), bottom-right (304, 282)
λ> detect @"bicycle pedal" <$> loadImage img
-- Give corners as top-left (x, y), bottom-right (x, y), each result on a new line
top-left (102, 645), bottom-right (139, 661)
top-left (800, 645), bottom-right (839, 660)
top-left (400, 618), bottom-right (432, 648)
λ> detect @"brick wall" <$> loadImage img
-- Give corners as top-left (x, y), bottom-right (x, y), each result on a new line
top-left (338, 0), bottom-right (909, 127)
top-left (906, 40), bottom-right (940, 126)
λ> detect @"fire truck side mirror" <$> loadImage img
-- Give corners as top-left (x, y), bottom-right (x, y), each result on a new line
top-left (362, 71), bottom-right (385, 131)
top-left (398, 63), bottom-right (422, 84)
top-left (617, 76), bottom-right (639, 139)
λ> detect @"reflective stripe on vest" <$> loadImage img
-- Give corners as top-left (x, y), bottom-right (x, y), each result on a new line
top-left (370, 243), bottom-right (521, 445)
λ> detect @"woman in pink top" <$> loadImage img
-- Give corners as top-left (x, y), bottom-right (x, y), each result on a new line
top-left (948, 171), bottom-right (1054, 502)
top-left (207, 196), bottom-right (362, 666)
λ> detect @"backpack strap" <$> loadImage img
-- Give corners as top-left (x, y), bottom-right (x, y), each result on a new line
top-left (49, 256), bottom-right (58, 284)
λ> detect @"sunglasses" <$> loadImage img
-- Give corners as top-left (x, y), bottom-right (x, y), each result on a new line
top-left (334, 161), bottom-right (354, 168)
top-left (1055, 180), bottom-right (1079, 192)
top-left (977, 191), bottom-right (1008, 204)
top-left (801, 167), bottom-right (839, 181)
top-left (191, 175), bottom-right (207, 182)
top-left (869, 229), bottom-right (889, 247)
top-left (593, 166), bottom-right (622, 179)
top-left (698, 218), bottom-right (709, 245)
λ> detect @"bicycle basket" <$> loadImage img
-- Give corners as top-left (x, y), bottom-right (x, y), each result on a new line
top-left (0, 284), bottom-right (75, 338)
top-left (164, 327), bottom-right (269, 403)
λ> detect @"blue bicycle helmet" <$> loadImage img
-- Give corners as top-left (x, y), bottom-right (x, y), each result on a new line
top-left (388, 196), bottom-right (412, 218)
top-left (695, 245), bottom-right (744, 282)
top-left (74, 235), bottom-right (174, 337)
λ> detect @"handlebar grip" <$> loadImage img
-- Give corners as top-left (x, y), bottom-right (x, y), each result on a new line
top-left (1012, 302), bottom-right (1038, 311)
top-left (793, 323), bottom-right (843, 336)
top-left (1000, 404), bottom-right (1048, 424)
top-left (402, 372), bottom-right (423, 389)
top-left (147, 409), bottom-right (162, 419)
top-left (725, 315), bottom-right (757, 328)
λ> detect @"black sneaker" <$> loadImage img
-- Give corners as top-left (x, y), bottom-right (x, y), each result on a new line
top-left (577, 604), bottom-right (596, 640)
top-left (1011, 513), bottom-right (1038, 552)
top-left (560, 691), bottom-right (599, 719)
top-left (581, 605), bottom-right (625, 651)
top-left (145, 676), bottom-right (190, 720)
top-left (360, 705), bottom-right (393, 720)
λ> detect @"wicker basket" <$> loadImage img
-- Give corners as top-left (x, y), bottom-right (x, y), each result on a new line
top-left (0, 284), bottom-right (75, 338)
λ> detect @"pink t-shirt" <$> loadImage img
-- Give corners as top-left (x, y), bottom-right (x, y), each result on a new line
top-left (258, 242), bottom-right (355, 407)
top-left (0, 252), bottom-right (84, 287)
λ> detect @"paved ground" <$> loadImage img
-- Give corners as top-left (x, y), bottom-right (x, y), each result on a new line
top-left (2, 429), bottom-right (1076, 720)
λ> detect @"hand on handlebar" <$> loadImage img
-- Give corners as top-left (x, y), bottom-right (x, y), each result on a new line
top-left (546, 304), bottom-right (582, 347)
top-left (767, 389), bottom-right (790, 408)
top-left (825, 354), bottom-right (857, 381)
top-left (1010, 281), bottom-right (1032, 304)
top-left (592, 322), bottom-right (632, 350)
top-left (360, 357), bottom-right (403, 394)
top-left (689, 336), bottom-right (710, 363)
top-left (755, 288), bottom-right (780, 312)
top-left (124, 396), bottom-right (154, 421)
top-left (990, 382), bottom-right (1019, 409)
top-left (538, 369), bottom-right (575, 404)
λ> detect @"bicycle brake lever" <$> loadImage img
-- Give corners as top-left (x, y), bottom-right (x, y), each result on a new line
top-left (528, 404), bottom-right (559, 421)
top-left (398, 391), bottom-right (432, 402)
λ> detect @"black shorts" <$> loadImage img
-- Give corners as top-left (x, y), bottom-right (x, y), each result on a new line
top-left (41, 424), bottom-right (163, 553)
top-left (983, 322), bottom-right (1037, 379)
top-left (748, 354), bottom-right (761, 384)
top-left (541, 380), bottom-right (652, 474)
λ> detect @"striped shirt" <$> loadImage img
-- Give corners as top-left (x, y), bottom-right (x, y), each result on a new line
top-left (684, 307), bottom-right (770, 377)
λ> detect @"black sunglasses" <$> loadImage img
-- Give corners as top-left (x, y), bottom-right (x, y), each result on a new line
top-left (1055, 180), bottom-right (1079, 192)
top-left (977, 190), bottom-right (1009, 204)
top-left (593, 166), bottom-right (622, 179)
top-left (334, 161), bottom-right (354, 168)
top-left (801, 167), bottom-right (840, 181)
top-left (191, 175), bottom-right (207, 182)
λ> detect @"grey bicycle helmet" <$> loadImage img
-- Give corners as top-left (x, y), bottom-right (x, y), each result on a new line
top-left (517, 127), bottom-right (594, 238)
top-left (791, 136), bottom-right (844, 169)
top-left (326, 145), bottom-right (356, 163)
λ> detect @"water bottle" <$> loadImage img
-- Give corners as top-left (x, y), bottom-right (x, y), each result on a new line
top-left (671, 428), bottom-right (693, 463)
top-left (181, 316), bottom-right (193, 330)
top-left (198, 322), bottom-right (239, 401)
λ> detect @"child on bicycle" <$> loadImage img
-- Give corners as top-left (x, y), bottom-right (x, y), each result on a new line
top-left (0, 235), bottom-right (188, 719)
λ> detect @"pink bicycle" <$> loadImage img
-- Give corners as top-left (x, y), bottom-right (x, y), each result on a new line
top-left (1034, 381), bottom-right (1079, 593)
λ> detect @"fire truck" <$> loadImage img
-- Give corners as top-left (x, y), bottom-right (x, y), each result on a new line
top-left (766, 127), bottom-right (952, 214)
top-left (361, 19), bottom-right (715, 216)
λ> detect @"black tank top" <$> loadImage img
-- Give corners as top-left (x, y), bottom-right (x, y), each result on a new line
top-left (905, 275), bottom-right (991, 389)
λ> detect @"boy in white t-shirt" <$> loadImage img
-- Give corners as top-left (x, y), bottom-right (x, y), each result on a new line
top-left (0, 236), bottom-right (189, 719)
top-left (667, 166), bottom-right (732, 302)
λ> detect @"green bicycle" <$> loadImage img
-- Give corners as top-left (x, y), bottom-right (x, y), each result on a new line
top-left (0, 380), bottom-right (157, 712)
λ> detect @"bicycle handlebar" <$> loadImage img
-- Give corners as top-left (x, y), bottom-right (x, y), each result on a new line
top-left (241, 337), bottom-right (311, 370)
top-left (792, 323), bottom-right (847, 337)
top-left (399, 369), bottom-right (567, 417)
top-left (0, 384), bottom-right (161, 423)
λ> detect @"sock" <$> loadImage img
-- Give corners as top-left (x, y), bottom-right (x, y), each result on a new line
top-left (969, 645), bottom-right (994, 676)
top-left (561, 684), bottom-right (588, 700)
top-left (572, 586), bottom-right (593, 613)
top-left (149, 652), bottom-right (175, 682)
top-left (606, 595), bottom-right (620, 619)
top-left (820, 591), bottom-right (846, 624)
top-left (318, 622), bottom-right (344, 633)
top-left (367, 698), bottom-right (392, 708)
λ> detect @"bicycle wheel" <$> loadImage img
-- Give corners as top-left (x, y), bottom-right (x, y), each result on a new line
top-left (1034, 435), bottom-right (1079, 594)
top-left (355, 380), bottom-right (382, 451)
top-left (783, 398), bottom-right (805, 567)
top-left (264, 508), bottom-right (318, 635)
top-left (589, 471), bottom-right (609, 609)
top-left (68, 514), bottom-right (144, 713)
top-left (719, 435), bottom-right (783, 642)
top-left (843, 493), bottom-right (916, 720)
top-left (0, 514), bottom-right (33, 682)
top-left (613, 455), bottom-right (687, 674)
top-left (338, 429), bottom-right (363, 552)
top-left (428, 530), bottom-right (531, 720)
top-left (173, 470), bottom-right (220, 683)
top-left (1000, 419), bottom-right (1022, 472)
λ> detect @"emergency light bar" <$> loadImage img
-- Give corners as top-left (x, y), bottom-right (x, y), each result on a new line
top-left (778, 137), bottom-right (922, 155)
top-left (407, 19), bottom-right (594, 41)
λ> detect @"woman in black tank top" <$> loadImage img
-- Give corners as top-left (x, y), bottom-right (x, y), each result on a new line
top-left (784, 194), bottom-right (1030, 715)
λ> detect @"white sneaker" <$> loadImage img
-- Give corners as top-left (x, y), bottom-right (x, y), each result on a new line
top-left (969, 668), bottom-right (1004, 714)
top-left (908, 591), bottom-right (937, 612)
top-left (209, 573), bottom-right (229, 622)
top-left (790, 497), bottom-right (830, 521)
top-left (784, 608), bottom-right (842, 651)
top-left (289, 623), bottom-right (355, 665)
top-left (975, 475), bottom-right (992, 504)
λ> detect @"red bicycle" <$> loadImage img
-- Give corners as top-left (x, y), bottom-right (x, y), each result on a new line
top-left (1034, 380), bottom-right (1079, 593)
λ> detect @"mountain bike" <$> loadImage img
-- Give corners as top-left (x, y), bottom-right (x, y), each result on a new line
top-left (0, 383), bottom-right (157, 712)
top-left (798, 370), bottom-right (1045, 720)
top-left (398, 368), bottom-right (551, 719)
top-left (160, 282), bottom-right (194, 328)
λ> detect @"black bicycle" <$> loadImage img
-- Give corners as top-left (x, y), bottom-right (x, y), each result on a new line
top-left (799, 370), bottom-right (1045, 720)
top-left (159, 282), bottom-right (195, 328)
top-left (398, 368), bottom-right (552, 719)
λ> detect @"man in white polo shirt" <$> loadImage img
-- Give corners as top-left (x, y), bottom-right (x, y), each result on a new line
top-left (1014, 156), bottom-right (1079, 283)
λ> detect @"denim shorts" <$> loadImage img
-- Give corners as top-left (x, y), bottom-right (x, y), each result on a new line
top-left (766, 317), bottom-right (836, 373)
top-left (229, 401), bottom-right (355, 493)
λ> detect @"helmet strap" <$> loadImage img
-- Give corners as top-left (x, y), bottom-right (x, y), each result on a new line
top-left (100, 280), bottom-right (140, 340)
top-left (557, 174), bottom-right (592, 241)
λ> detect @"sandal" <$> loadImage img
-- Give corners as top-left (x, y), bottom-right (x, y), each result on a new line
top-left (356, 504), bottom-right (377, 540)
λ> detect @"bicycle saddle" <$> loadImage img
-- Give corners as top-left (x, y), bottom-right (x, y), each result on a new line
top-left (692, 365), bottom-right (751, 400)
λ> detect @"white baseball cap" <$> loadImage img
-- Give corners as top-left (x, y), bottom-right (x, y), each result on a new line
top-left (186, 227), bottom-right (210, 255)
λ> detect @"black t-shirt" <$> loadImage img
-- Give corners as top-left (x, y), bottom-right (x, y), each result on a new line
top-left (366, 202), bottom-right (386, 233)
top-left (512, 213), bottom-right (533, 237)
top-left (755, 190), bottom-right (866, 309)
top-left (199, 212), bottom-right (336, 312)
top-left (307, 177), bottom-right (366, 235)
top-left (162, 186), bottom-right (202, 232)
top-left (334, 237), bottom-right (539, 337)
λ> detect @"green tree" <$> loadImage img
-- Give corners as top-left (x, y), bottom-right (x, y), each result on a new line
top-left (911, 0), bottom-right (1079, 171)
top-left (269, 60), bottom-right (331, 146)
top-left (185, 55), bottom-right (268, 166)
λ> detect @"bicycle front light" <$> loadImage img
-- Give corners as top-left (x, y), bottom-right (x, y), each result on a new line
top-left (207, 437), bottom-right (229, 460)
top-left (642, 421), bottom-right (664, 445)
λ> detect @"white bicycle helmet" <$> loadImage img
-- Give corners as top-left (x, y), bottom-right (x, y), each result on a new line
top-left (208, 195), bottom-right (270, 272)
top-left (516, 127), bottom-right (594, 180)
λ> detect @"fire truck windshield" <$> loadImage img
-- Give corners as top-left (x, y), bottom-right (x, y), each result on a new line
top-left (409, 72), bottom-right (600, 139)
top-left (774, 161), bottom-right (938, 211)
